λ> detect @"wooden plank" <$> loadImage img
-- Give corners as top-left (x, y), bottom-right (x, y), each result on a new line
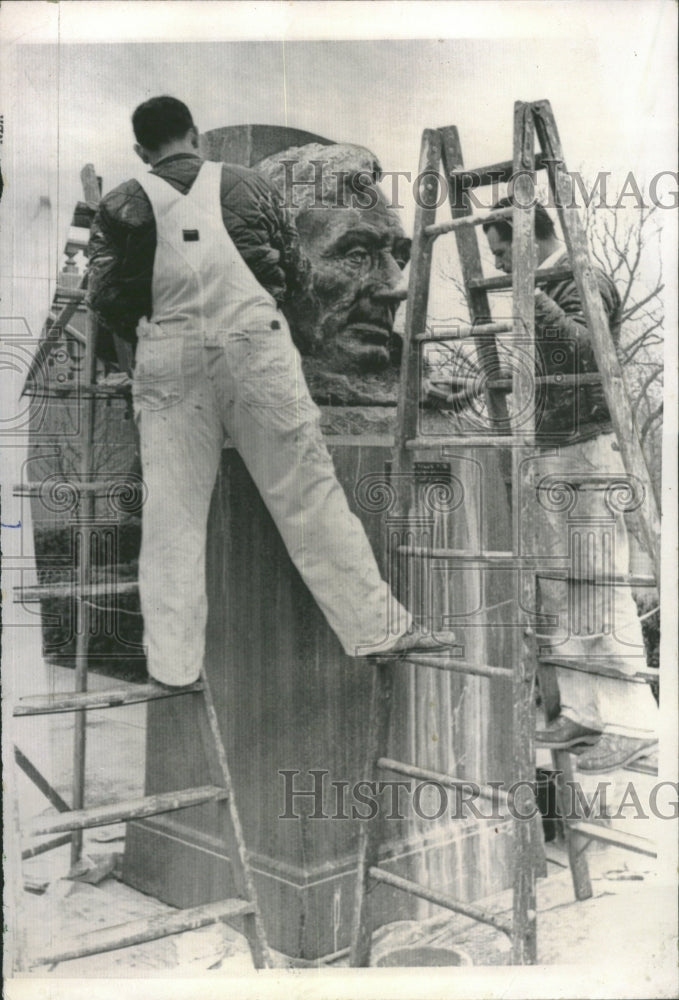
top-left (376, 758), bottom-right (509, 803)
top-left (30, 898), bottom-right (254, 968)
top-left (27, 785), bottom-right (228, 837)
top-left (425, 205), bottom-right (514, 238)
top-left (469, 265), bottom-right (573, 291)
top-left (406, 434), bottom-right (515, 449)
top-left (22, 382), bottom-right (132, 399)
top-left (14, 746), bottom-right (71, 814)
top-left (22, 835), bottom-right (72, 860)
top-left (397, 653), bottom-right (513, 680)
top-left (539, 656), bottom-right (657, 684)
top-left (14, 580), bottom-right (139, 601)
top-left (510, 101), bottom-right (538, 967)
top-left (532, 99), bottom-right (660, 577)
top-left (447, 152), bottom-right (549, 189)
top-left (570, 821), bottom-right (657, 858)
top-left (369, 868), bottom-right (513, 936)
top-left (14, 681), bottom-right (203, 716)
top-left (536, 569), bottom-right (655, 586)
top-left (416, 320), bottom-right (513, 340)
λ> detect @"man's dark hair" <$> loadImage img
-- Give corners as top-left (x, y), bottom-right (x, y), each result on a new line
top-left (482, 196), bottom-right (556, 241)
top-left (132, 96), bottom-right (195, 151)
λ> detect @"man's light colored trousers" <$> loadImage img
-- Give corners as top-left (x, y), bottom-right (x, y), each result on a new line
top-left (536, 433), bottom-right (658, 737)
top-left (133, 317), bottom-right (410, 685)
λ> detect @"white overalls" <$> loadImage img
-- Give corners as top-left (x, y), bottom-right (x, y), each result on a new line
top-left (133, 161), bottom-right (410, 685)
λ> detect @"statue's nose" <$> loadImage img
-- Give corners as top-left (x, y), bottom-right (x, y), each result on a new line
top-left (372, 285), bottom-right (408, 302)
top-left (372, 261), bottom-right (408, 302)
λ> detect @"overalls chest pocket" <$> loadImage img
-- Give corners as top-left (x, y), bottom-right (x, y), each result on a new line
top-left (132, 324), bottom-right (185, 411)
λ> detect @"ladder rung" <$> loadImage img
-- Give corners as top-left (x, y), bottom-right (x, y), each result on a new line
top-left (406, 435), bottom-right (516, 449)
top-left (536, 570), bottom-right (656, 587)
top-left (21, 382), bottom-right (132, 399)
top-left (539, 657), bottom-right (657, 685)
top-left (624, 757), bottom-right (658, 776)
top-left (399, 546), bottom-right (514, 562)
top-left (14, 681), bottom-right (203, 717)
top-left (27, 785), bottom-right (228, 838)
top-left (53, 286), bottom-right (86, 304)
top-left (448, 152), bottom-right (549, 190)
top-left (468, 265), bottom-right (574, 291)
top-left (425, 206), bottom-right (514, 239)
top-left (569, 821), bottom-right (656, 858)
top-left (377, 758), bottom-right (508, 803)
top-left (14, 580), bottom-right (138, 601)
top-left (399, 653), bottom-right (513, 680)
top-left (368, 867), bottom-right (512, 936)
top-left (416, 320), bottom-right (513, 341)
top-left (399, 551), bottom-right (655, 587)
top-left (15, 481), bottom-right (138, 497)
top-left (30, 897), bottom-right (254, 968)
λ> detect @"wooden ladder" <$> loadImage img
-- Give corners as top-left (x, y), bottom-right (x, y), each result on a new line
top-left (349, 99), bottom-right (660, 965)
top-left (9, 167), bottom-right (272, 972)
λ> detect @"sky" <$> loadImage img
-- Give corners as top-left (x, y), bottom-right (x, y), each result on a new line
top-left (1, 0), bottom-right (677, 339)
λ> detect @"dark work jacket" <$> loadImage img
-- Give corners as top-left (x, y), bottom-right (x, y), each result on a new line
top-left (87, 153), bottom-right (310, 361)
top-left (533, 251), bottom-right (621, 445)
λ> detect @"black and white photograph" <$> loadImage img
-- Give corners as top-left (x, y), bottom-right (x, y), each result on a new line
top-left (1, 3), bottom-right (677, 998)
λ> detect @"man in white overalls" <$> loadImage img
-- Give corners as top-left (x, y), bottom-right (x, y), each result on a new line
top-left (89, 97), bottom-right (446, 686)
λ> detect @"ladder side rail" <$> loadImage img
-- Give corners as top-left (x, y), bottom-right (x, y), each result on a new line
top-left (439, 126), bottom-right (513, 494)
top-left (394, 129), bottom-right (442, 477)
top-left (195, 672), bottom-right (273, 969)
top-left (510, 101), bottom-right (539, 966)
top-left (551, 749), bottom-right (594, 900)
top-left (531, 99), bottom-right (660, 578)
top-left (70, 307), bottom-right (99, 866)
top-left (349, 661), bottom-right (397, 967)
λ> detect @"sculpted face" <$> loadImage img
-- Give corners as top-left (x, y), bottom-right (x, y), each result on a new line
top-left (293, 197), bottom-right (409, 374)
top-left (257, 144), bottom-right (410, 380)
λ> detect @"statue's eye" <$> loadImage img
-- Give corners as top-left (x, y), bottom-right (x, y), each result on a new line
top-left (344, 248), bottom-right (372, 268)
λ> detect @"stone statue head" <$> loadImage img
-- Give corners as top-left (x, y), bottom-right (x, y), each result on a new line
top-left (257, 143), bottom-right (410, 399)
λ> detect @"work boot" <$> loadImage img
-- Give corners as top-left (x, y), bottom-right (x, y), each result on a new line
top-left (535, 715), bottom-right (602, 750)
top-left (576, 734), bottom-right (658, 774)
top-left (366, 625), bottom-right (457, 657)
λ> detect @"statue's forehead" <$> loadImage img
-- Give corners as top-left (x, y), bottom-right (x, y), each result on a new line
top-left (302, 198), bottom-right (405, 246)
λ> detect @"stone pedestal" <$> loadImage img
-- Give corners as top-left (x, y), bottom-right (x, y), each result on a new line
top-left (123, 434), bottom-right (518, 959)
